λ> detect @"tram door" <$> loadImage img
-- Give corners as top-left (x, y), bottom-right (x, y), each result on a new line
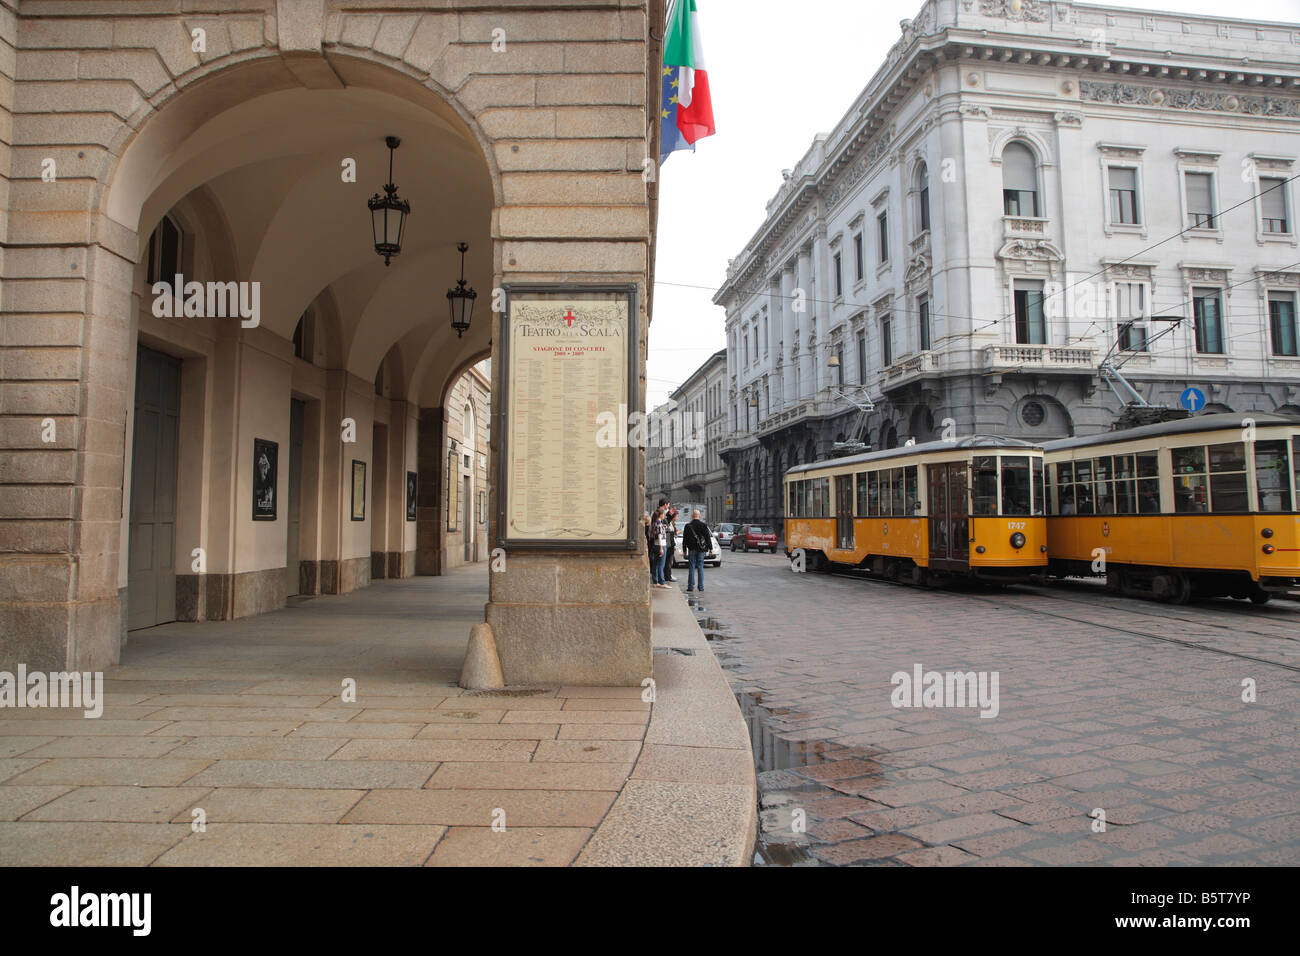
top-left (927, 463), bottom-right (970, 565)
top-left (835, 476), bottom-right (854, 550)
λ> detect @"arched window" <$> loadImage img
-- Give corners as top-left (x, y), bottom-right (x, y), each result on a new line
top-left (145, 214), bottom-right (182, 286)
top-left (292, 308), bottom-right (315, 361)
top-left (463, 402), bottom-right (475, 453)
top-left (916, 163), bottom-right (930, 233)
top-left (1002, 143), bottom-right (1039, 217)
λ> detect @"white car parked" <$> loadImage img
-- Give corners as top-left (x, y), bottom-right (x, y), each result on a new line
top-left (671, 529), bottom-right (722, 568)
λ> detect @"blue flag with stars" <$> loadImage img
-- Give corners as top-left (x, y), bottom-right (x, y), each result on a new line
top-left (660, 64), bottom-right (694, 165)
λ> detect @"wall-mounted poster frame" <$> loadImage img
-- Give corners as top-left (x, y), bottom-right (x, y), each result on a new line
top-left (406, 471), bottom-right (417, 521)
top-left (350, 460), bottom-right (366, 521)
top-left (252, 438), bottom-right (278, 521)
top-left (446, 448), bottom-right (459, 532)
top-left (477, 489), bottom-right (486, 526)
top-left (496, 284), bottom-right (639, 551)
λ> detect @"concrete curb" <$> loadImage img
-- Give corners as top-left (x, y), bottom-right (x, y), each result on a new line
top-left (576, 586), bottom-right (757, 866)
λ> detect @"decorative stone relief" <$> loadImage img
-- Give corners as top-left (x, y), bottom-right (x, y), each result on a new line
top-left (997, 239), bottom-right (1064, 261)
top-left (824, 129), bottom-right (895, 209)
top-left (980, 0), bottom-right (1047, 22)
top-left (1080, 80), bottom-right (1300, 118)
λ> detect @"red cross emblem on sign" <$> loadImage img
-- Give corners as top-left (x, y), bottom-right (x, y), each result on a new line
top-left (1102, 521), bottom-right (1110, 537)
top-left (563, 309), bottom-right (576, 327)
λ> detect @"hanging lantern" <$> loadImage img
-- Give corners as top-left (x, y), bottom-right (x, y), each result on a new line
top-left (367, 136), bottom-right (410, 266)
top-left (447, 242), bottom-right (476, 338)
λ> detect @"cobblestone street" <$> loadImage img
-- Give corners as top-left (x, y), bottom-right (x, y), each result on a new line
top-left (687, 552), bottom-right (1300, 866)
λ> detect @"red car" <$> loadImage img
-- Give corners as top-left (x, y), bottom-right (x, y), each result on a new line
top-left (730, 524), bottom-right (777, 553)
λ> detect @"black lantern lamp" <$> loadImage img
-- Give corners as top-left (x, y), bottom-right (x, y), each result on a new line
top-left (368, 136), bottom-right (410, 266)
top-left (447, 242), bottom-right (476, 338)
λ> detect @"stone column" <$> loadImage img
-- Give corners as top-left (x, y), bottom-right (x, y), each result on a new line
top-left (797, 245), bottom-right (813, 402)
top-left (416, 406), bottom-right (444, 576)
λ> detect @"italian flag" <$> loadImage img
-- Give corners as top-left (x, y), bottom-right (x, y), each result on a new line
top-left (664, 0), bottom-right (716, 147)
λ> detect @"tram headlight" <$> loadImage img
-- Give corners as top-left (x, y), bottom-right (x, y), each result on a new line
top-left (1010, 532), bottom-right (1026, 549)
top-left (975, 545), bottom-right (986, 554)
top-left (1263, 544), bottom-right (1276, 555)
top-left (1261, 528), bottom-right (1274, 538)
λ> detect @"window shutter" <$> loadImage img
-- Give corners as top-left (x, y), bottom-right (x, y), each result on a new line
top-left (1185, 172), bottom-right (1212, 213)
top-left (1109, 167), bottom-right (1136, 192)
top-left (1261, 178), bottom-right (1286, 220)
top-left (1002, 143), bottom-right (1037, 192)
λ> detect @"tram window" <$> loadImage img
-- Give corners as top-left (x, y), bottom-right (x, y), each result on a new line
top-left (1137, 451), bottom-right (1159, 478)
top-left (856, 473), bottom-right (869, 516)
top-left (891, 468), bottom-right (905, 516)
top-left (1093, 457), bottom-right (1115, 514)
top-left (1254, 441), bottom-right (1293, 512)
top-left (1055, 462), bottom-right (1074, 514)
top-left (867, 471), bottom-right (880, 516)
top-left (1137, 479), bottom-right (1160, 514)
top-left (1113, 478), bottom-right (1135, 514)
top-left (1208, 443), bottom-right (1248, 512)
top-left (1032, 458), bottom-right (1045, 516)
top-left (1000, 456), bottom-right (1031, 514)
top-left (972, 456), bottom-right (998, 515)
top-left (1073, 459), bottom-right (1095, 515)
top-left (905, 466), bottom-right (920, 515)
top-left (1173, 445), bottom-right (1209, 513)
top-left (819, 477), bottom-right (831, 516)
top-left (1114, 454), bottom-right (1135, 480)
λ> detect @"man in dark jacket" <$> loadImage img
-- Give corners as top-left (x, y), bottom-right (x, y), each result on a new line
top-left (659, 498), bottom-right (678, 582)
top-left (683, 509), bottom-right (712, 592)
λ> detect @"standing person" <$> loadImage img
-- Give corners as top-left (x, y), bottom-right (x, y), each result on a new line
top-left (662, 499), bottom-right (679, 582)
top-left (683, 509), bottom-right (711, 593)
top-left (642, 513), bottom-right (654, 582)
top-left (649, 507), bottom-right (670, 588)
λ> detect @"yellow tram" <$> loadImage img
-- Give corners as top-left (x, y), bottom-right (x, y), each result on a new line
top-left (783, 437), bottom-right (1049, 585)
top-left (1043, 412), bottom-right (1300, 604)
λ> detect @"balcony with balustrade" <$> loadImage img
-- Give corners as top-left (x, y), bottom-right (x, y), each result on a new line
top-left (984, 343), bottom-right (1096, 373)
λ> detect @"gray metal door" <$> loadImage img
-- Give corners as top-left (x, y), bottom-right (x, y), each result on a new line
top-left (128, 346), bottom-right (181, 630)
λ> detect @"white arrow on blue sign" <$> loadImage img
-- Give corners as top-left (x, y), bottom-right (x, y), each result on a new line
top-left (1180, 387), bottom-right (1206, 413)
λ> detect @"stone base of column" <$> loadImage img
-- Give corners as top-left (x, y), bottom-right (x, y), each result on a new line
top-left (485, 553), bottom-right (651, 686)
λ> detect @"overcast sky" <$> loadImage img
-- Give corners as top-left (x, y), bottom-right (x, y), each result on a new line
top-left (647, 0), bottom-right (1300, 408)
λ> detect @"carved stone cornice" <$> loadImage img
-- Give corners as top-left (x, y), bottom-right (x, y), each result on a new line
top-left (997, 239), bottom-right (1064, 261)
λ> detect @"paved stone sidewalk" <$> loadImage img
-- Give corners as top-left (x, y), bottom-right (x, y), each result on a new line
top-left (0, 565), bottom-right (753, 866)
top-left (699, 552), bottom-right (1300, 867)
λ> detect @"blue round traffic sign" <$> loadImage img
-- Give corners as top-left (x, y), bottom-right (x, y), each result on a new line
top-left (1180, 387), bottom-right (1206, 413)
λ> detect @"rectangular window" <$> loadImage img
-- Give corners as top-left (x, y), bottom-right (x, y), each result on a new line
top-left (1032, 458), bottom-right (1045, 516)
top-left (1014, 280), bottom-right (1046, 345)
top-left (1093, 455), bottom-right (1114, 514)
top-left (1115, 281), bottom-right (1147, 352)
top-left (1000, 456), bottom-right (1031, 515)
top-left (881, 315), bottom-right (892, 367)
top-left (856, 472), bottom-right (869, 516)
top-left (905, 466), bottom-right (919, 516)
top-left (918, 296), bottom-right (930, 351)
top-left (1261, 177), bottom-right (1290, 234)
top-left (867, 470), bottom-right (880, 517)
top-left (891, 467), bottom-right (905, 517)
top-left (1185, 171), bottom-right (1216, 229)
top-left (1172, 445), bottom-right (1208, 513)
top-left (1269, 292), bottom-right (1298, 357)
top-left (878, 212), bottom-right (889, 264)
top-left (857, 331), bottom-right (868, 384)
top-left (1108, 166), bottom-right (1139, 225)
top-left (972, 456), bottom-right (998, 516)
top-left (1054, 461), bottom-right (1073, 515)
top-left (1254, 440), bottom-right (1294, 513)
top-left (853, 233), bottom-right (864, 281)
top-left (1073, 459), bottom-right (1095, 514)
top-left (833, 252), bottom-right (843, 297)
top-left (1193, 288), bottom-right (1224, 354)
top-left (1208, 442), bottom-right (1248, 512)
top-left (834, 346), bottom-right (843, 385)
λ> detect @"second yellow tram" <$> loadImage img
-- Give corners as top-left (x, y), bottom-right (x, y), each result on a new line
top-left (784, 437), bottom-right (1048, 585)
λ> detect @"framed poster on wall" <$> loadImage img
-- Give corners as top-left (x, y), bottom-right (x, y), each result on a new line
top-left (497, 285), bottom-right (639, 551)
top-left (351, 460), bottom-right (366, 521)
top-left (406, 471), bottom-right (417, 521)
top-left (477, 489), bottom-right (486, 526)
top-left (252, 438), bottom-right (278, 521)
top-left (447, 449), bottom-right (459, 531)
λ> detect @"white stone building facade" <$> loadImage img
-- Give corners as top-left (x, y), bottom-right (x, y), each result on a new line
top-left (714, 0), bottom-right (1300, 530)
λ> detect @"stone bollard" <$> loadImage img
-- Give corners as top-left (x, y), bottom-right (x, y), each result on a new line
top-left (459, 621), bottom-right (505, 690)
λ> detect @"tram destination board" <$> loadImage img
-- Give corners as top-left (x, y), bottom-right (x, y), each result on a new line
top-left (497, 285), bottom-right (639, 551)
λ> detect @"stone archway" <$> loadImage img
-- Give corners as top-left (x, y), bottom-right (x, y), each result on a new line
top-left (3, 5), bottom-right (657, 685)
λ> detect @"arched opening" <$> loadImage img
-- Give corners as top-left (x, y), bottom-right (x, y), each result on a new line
top-left (108, 56), bottom-right (495, 626)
